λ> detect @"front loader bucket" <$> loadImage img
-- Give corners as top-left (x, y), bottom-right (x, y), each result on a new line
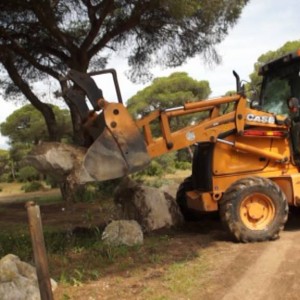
top-left (83, 102), bottom-right (151, 181)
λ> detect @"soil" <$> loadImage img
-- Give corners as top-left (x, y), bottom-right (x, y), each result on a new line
top-left (2, 190), bottom-right (300, 300)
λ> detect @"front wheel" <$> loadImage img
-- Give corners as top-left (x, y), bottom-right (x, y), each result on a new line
top-left (219, 177), bottom-right (288, 242)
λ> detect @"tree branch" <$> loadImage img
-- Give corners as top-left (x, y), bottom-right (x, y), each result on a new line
top-left (88, 3), bottom-right (145, 59)
top-left (0, 29), bottom-right (63, 79)
top-left (2, 54), bottom-right (59, 141)
top-left (80, 0), bottom-right (114, 52)
top-left (30, 0), bottom-right (78, 54)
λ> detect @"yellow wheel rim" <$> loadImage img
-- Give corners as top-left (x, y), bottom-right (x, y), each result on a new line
top-left (240, 193), bottom-right (275, 230)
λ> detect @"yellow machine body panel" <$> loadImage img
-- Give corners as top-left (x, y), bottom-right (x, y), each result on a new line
top-left (213, 135), bottom-right (271, 175)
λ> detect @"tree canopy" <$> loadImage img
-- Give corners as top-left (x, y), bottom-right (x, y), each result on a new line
top-left (0, 0), bottom-right (249, 146)
top-left (0, 104), bottom-right (72, 145)
top-left (127, 71), bottom-right (211, 116)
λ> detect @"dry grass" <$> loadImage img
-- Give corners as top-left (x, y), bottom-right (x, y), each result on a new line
top-left (0, 182), bottom-right (24, 196)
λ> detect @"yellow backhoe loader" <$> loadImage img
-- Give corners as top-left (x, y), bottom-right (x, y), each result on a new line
top-left (65, 49), bottom-right (300, 242)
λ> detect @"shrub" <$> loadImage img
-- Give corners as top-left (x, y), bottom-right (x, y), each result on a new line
top-left (0, 173), bottom-right (13, 183)
top-left (155, 152), bottom-right (176, 172)
top-left (141, 160), bottom-right (164, 177)
top-left (97, 179), bottom-right (121, 197)
top-left (21, 181), bottom-right (43, 193)
top-left (175, 161), bottom-right (191, 170)
top-left (74, 184), bottom-right (98, 203)
top-left (18, 166), bottom-right (39, 182)
top-left (45, 176), bottom-right (59, 188)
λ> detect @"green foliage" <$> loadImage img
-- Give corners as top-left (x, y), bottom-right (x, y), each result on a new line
top-left (0, 149), bottom-right (10, 181)
top-left (175, 161), bottom-right (192, 170)
top-left (21, 181), bottom-right (43, 193)
top-left (97, 179), bottom-right (121, 198)
top-left (133, 152), bottom-right (177, 179)
top-left (0, 104), bottom-right (72, 145)
top-left (18, 166), bottom-right (39, 182)
top-left (0, 0), bottom-right (249, 84)
top-left (155, 152), bottom-right (177, 173)
top-left (0, 173), bottom-right (13, 183)
top-left (141, 161), bottom-right (164, 177)
top-left (127, 72), bottom-right (211, 118)
top-left (0, 232), bottom-right (33, 261)
top-left (74, 184), bottom-right (98, 203)
top-left (45, 176), bottom-right (59, 188)
top-left (1, 105), bottom-right (47, 144)
top-left (4, 143), bottom-right (33, 182)
top-left (73, 179), bottom-right (121, 202)
top-left (248, 40), bottom-right (300, 98)
top-left (146, 178), bottom-right (172, 188)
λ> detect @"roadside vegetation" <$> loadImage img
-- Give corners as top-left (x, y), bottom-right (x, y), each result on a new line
top-left (0, 166), bottom-right (209, 299)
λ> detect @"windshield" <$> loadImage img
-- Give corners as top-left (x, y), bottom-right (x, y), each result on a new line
top-left (260, 64), bottom-right (300, 115)
top-left (260, 77), bottom-right (290, 115)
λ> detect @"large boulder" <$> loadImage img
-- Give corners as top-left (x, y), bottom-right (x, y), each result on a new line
top-left (114, 178), bottom-right (183, 232)
top-left (102, 220), bottom-right (143, 246)
top-left (0, 254), bottom-right (57, 300)
top-left (26, 142), bottom-right (94, 184)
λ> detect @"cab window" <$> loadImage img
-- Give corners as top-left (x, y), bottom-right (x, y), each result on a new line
top-left (261, 77), bottom-right (290, 115)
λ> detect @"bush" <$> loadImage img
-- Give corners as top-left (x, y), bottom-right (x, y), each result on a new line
top-left (74, 184), bottom-right (98, 203)
top-left (97, 179), bottom-right (121, 197)
top-left (74, 179), bottom-right (122, 202)
top-left (18, 166), bottom-right (39, 182)
top-left (0, 173), bottom-right (13, 183)
top-left (139, 160), bottom-right (164, 177)
top-left (21, 181), bottom-right (44, 193)
top-left (155, 152), bottom-right (176, 173)
top-left (175, 161), bottom-right (191, 170)
top-left (45, 176), bottom-right (59, 188)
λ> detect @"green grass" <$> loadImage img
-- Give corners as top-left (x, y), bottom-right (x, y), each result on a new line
top-left (0, 223), bottom-right (145, 282)
top-left (31, 194), bottom-right (62, 205)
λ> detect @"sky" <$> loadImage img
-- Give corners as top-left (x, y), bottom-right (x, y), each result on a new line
top-left (0, 0), bottom-right (300, 148)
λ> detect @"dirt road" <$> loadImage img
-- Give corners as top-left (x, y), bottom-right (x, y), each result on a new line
top-left (197, 230), bottom-right (300, 300)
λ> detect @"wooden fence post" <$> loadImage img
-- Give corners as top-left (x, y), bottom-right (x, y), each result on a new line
top-left (26, 201), bottom-right (53, 300)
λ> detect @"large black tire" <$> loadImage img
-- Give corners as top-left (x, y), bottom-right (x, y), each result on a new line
top-left (219, 176), bottom-right (288, 243)
top-left (176, 177), bottom-right (199, 221)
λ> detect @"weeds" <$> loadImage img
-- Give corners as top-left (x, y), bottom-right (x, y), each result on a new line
top-left (0, 224), bottom-right (175, 287)
top-left (21, 181), bottom-right (44, 193)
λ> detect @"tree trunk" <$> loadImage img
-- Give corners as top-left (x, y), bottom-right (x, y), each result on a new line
top-left (59, 181), bottom-right (75, 203)
top-left (3, 56), bottom-right (59, 141)
top-left (60, 72), bottom-right (90, 147)
top-left (10, 161), bottom-right (16, 181)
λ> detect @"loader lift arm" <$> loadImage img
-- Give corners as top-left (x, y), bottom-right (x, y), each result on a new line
top-left (136, 94), bottom-right (288, 162)
top-left (65, 69), bottom-right (289, 182)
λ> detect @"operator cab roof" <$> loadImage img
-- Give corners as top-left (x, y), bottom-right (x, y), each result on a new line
top-left (259, 49), bottom-right (300, 76)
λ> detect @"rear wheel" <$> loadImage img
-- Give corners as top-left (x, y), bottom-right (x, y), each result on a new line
top-left (219, 177), bottom-right (288, 242)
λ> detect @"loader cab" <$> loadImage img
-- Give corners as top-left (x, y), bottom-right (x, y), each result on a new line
top-left (259, 49), bottom-right (300, 116)
top-left (259, 49), bottom-right (300, 163)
